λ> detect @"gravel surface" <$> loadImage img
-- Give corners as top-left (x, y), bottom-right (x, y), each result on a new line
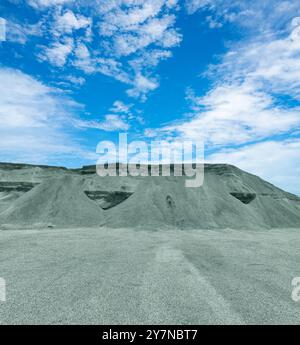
top-left (0, 227), bottom-right (300, 325)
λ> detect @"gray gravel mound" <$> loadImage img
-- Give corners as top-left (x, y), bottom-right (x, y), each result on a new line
top-left (106, 166), bottom-right (300, 229)
top-left (0, 175), bottom-right (104, 229)
top-left (0, 163), bottom-right (299, 230)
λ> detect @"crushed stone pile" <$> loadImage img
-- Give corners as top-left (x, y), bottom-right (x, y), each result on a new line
top-left (105, 165), bottom-right (300, 229)
top-left (0, 175), bottom-right (104, 229)
top-left (0, 163), bottom-right (299, 230)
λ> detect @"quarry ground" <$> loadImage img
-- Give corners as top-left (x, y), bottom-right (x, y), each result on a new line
top-left (0, 227), bottom-right (300, 325)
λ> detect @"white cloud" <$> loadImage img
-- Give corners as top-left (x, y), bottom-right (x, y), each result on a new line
top-left (73, 42), bottom-right (94, 73)
top-left (206, 16), bottom-right (223, 29)
top-left (64, 75), bottom-right (86, 86)
top-left (72, 42), bottom-right (131, 83)
top-left (0, 67), bottom-right (93, 164)
top-left (5, 20), bottom-right (42, 44)
top-left (39, 37), bottom-right (73, 67)
top-left (0, 68), bottom-right (64, 128)
top-left (76, 114), bottom-right (129, 132)
top-left (97, 2), bottom-right (181, 99)
top-left (95, 58), bottom-right (131, 84)
top-left (167, 81), bottom-right (300, 146)
top-left (127, 73), bottom-right (159, 100)
top-left (208, 139), bottom-right (300, 196)
top-left (130, 49), bottom-right (172, 70)
top-left (27, 0), bottom-right (71, 8)
top-left (99, 0), bottom-right (166, 33)
top-left (185, 0), bottom-right (215, 14)
top-left (28, 0), bottom-right (181, 99)
top-left (144, 128), bottom-right (160, 138)
top-left (109, 100), bottom-right (146, 123)
top-left (111, 14), bottom-right (181, 57)
top-left (72, 41), bottom-right (160, 99)
top-left (110, 101), bottom-right (132, 114)
top-left (155, 16), bottom-right (300, 148)
top-left (52, 10), bottom-right (91, 36)
top-left (139, 8), bottom-right (300, 194)
top-left (185, 0), bottom-right (300, 33)
top-left (220, 20), bottom-right (300, 100)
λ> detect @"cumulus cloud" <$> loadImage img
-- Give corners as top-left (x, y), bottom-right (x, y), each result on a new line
top-left (0, 67), bottom-right (92, 164)
top-left (208, 139), bottom-right (300, 196)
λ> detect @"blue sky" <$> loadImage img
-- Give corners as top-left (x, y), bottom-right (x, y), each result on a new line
top-left (0, 0), bottom-right (300, 194)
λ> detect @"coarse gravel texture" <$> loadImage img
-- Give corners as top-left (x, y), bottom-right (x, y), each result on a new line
top-left (0, 227), bottom-right (299, 325)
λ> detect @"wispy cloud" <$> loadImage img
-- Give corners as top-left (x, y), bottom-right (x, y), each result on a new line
top-left (110, 100), bottom-right (132, 114)
top-left (24, 0), bottom-right (182, 100)
top-left (166, 81), bottom-right (300, 146)
top-left (75, 114), bottom-right (130, 132)
top-left (2, 0), bottom-right (300, 193)
top-left (208, 16), bottom-right (300, 100)
top-left (63, 75), bottom-right (85, 86)
top-left (5, 19), bottom-right (42, 44)
top-left (142, 2), bottom-right (300, 194)
top-left (28, 0), bottom-right (71, 8)
top-left (185, 0), bottom-right (300, 33)
top-left (150, 12), bottom-right (300, 147)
